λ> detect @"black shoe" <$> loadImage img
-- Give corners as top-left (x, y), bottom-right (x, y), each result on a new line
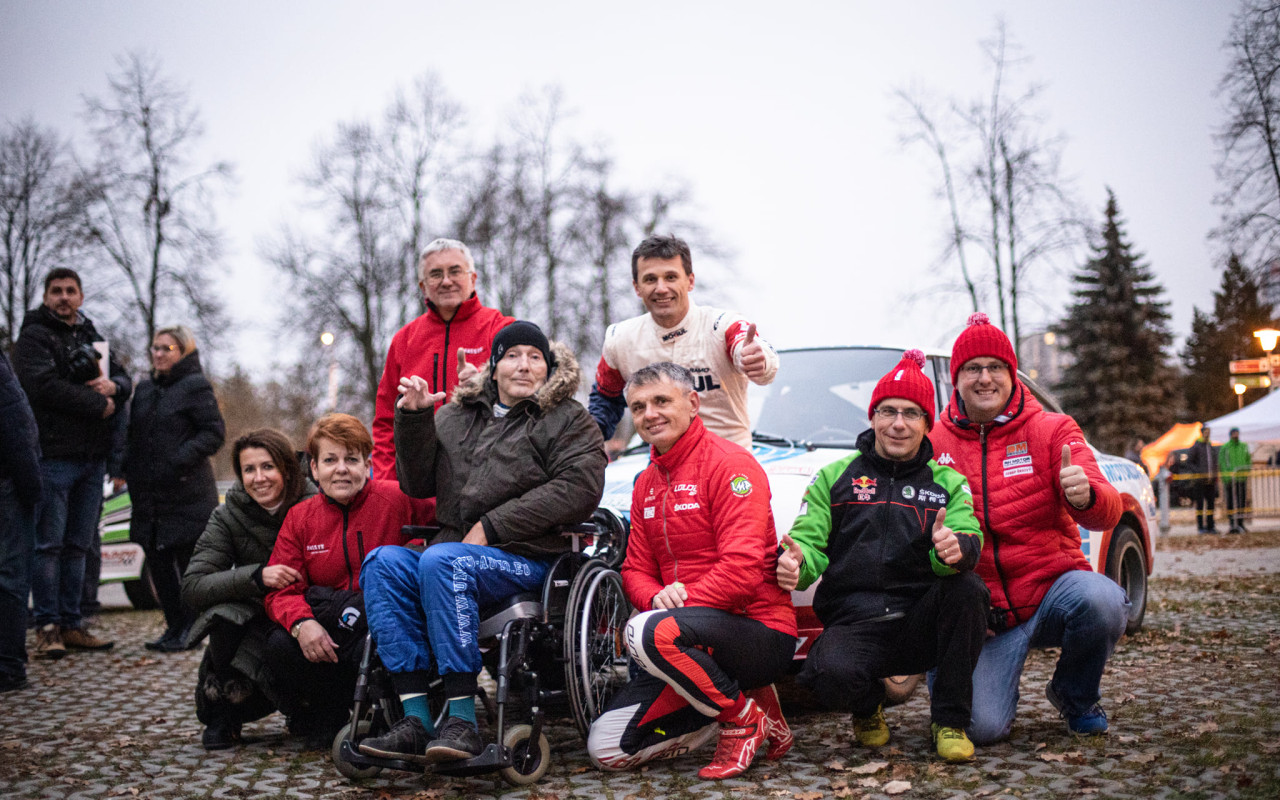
top-left (145, 629), bottom-right (180, 651)
top-left (0, 673), bottom-right (29, 693)
top-left (423, 716), bottom-right (484, 762)
top-left (202, 718), bottom-right (242, 751)
top-left (358, 716), bottom-right (432, 762)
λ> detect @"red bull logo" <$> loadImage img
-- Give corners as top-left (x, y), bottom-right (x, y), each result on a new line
top-left (851, 476), bottom-right (877, 490)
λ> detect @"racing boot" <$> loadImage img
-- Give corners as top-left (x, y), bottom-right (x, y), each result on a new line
top-left (744, 684), bottom-right (793, 759)
top-left (698, 697), bottom-right (767, 780)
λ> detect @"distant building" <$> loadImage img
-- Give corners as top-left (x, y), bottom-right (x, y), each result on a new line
top-left (1018, 329), bottom-right (1072, 395)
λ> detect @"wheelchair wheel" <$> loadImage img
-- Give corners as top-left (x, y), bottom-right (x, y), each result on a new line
top-left (564, 563), bottom-right (630, 738)
top-left (498, 724), bottom-right (551, 786)
top-left (586, 507), bottom-right (628, 570)
top-left (332, 720), bottom-right (383, 779)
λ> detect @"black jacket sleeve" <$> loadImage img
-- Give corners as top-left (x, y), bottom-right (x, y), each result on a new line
top-left (0, 349), bottom-right (43, 507)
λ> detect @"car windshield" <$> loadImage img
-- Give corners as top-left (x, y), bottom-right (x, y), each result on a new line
top-left (748, 348), bottom-right (905, 447)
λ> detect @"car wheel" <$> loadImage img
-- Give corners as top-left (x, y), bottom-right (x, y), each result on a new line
top-left (123, 561), bottom-right (160, 610)
top-left (1104, 524), bottom-right (1147, 635)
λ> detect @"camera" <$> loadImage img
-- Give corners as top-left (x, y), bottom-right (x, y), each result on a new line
top-left (987, 606), bottom-right (1011, 634)
top-left (65, 343), bottom-right (102, 383)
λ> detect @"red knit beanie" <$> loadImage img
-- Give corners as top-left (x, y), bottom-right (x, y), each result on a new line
top-left (869, 349), bottom-right (936, 429)
top-left (950, 312), bottom-right (1018, 384)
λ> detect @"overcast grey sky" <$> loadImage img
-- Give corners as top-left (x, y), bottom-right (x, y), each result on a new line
top-left (1, 1), bottom-right (1238, 373)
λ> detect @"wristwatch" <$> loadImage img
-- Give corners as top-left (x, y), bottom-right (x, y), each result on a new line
top-left (290, 620), bottom-right (307, 638)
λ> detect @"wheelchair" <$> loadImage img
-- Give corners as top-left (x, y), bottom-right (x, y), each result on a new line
top-left (332, 508), bottom-right (631, 785)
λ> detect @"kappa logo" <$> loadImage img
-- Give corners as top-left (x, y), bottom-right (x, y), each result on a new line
top-left (1007, 442), bottom-right (1028, 457)
top-left (729, 474), bottom-right (753, 497)
top-left (936, 453), bottom-right (955, 466)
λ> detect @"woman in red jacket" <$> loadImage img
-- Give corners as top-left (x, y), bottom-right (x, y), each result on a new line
top-left (263, 414), bottom-right (419, 749)
top-left (587, 363), bottom-right (796, 780)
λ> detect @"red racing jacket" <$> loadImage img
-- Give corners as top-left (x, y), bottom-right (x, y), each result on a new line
top-left (371, 295), bottom-right (513, 479)
top-left (265, 479), bottom-right (423, 633)
top-left (622, 416), bottom-right (796, 637)
top-left (929, 383), bottom-right (1121, 628)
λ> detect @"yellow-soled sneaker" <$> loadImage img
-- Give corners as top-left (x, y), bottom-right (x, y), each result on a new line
top-left (931, 723), bottom-right (975, 762)
top-left (852, 705), bottom-right (890, 748)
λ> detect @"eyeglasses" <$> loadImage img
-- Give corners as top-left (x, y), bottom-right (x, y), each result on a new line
top-left (874, 406), bottom-right (925, 422)
top-left (150, 344), bottom-right (179, 354)
top-left (961, 362), bottom-right (1008, 377)
top-left (424, 266), bottom-right (470, 285)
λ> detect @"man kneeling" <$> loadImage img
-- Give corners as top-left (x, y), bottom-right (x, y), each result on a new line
top-left (358, 321), bottom-right (606, 763)
top-left (588, 362), bottom-right (796, 780)
top-left (777, 350), bottom-right (988, 762)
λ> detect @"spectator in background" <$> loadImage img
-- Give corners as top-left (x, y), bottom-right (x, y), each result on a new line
top-left (264, 414), bottom-right (422, 749)
top-left (125, 325), bottom-right (226, 652)
top-left (1219, 427), bottom-right (1251, 535)
top-left (14, 267), bottom-right (131, 658)
top-left (370, 239), bottom-right (513, 480)
top-left (0, 348), bottom-right (43, 693)
top-left (182, 429), bottom-right (317, 750)
top-left (1123, 438), bottom-right (1145, 466)
top-left (1187, 425), bottom-right (1218, 534)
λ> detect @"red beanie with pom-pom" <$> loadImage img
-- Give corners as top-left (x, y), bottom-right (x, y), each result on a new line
top-left (950, 312), bottom-right (1017, 384)
top-left (870, 349), bottom-right (936, 429)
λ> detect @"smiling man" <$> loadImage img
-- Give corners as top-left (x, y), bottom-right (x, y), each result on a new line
top-left (929, 313), bottom-right (1126, 743)
top-left (357, 321), bottom-right (606, 764)
top-left (588, 235), bottom-right (779, 450)
top-left (588, 362), bottom-right (796, 780)
top-left (370, 239), bottom-right (513, 480)
top-left (777, 350), bottom-right (987, 763)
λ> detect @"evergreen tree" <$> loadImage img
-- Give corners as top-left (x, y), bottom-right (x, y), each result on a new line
top-left (1055, 190), bottom-right (1178, 454)
top-left (1180, 254), bottom-right (1275, 420)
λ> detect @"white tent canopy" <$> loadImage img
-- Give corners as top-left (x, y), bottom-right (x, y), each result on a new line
top-left (1205, 390), bottom-right (1280, 445)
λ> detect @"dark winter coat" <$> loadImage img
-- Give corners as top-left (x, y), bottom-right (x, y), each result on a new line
top-left (394, 341), bottom-right (608, 558)
top-left (125, 351), bottom-right (225, 552)
top-left (180, 479), bottom-right (317, 691)
top-left (0, 349), bottom-right (42, 507)
top-left (13, 305), bottom-right (132, 461)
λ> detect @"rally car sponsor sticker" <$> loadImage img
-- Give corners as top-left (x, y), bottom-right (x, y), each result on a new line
top-left (730, 474), bottom-right (753, 497)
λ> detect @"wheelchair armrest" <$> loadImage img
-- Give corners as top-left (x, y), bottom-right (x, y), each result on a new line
top-left (560, 521), bottom-right (596, 553)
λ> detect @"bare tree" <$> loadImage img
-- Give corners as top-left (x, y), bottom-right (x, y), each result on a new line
top-left (1214, 0), bottom-right (1280, 266)
top-left (79, 51), bottom-right (232, 360)
top-left (896, 22), bottom-right (1084, 358)
top-left (0, 119), bottom-right (86, 349)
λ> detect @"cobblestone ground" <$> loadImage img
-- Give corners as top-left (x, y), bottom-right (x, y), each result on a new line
top-left (3, 529), bottom-right (1278, 800)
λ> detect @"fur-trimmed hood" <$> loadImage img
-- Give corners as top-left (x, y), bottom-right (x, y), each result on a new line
top-left (451, 340), bottom-right (581, 413)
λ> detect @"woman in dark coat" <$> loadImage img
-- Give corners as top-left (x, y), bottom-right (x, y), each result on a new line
top-left (181, 429), bottom-right (315, 750)
top-left (124, 325), bottom-right (225, 651)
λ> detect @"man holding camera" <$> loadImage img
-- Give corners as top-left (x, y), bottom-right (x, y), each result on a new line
top-left (15, 268), bottom-right (131, 658)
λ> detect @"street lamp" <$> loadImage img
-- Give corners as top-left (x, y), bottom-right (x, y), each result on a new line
top-left (320, 331), bottom-right (338, 412)
top-left (1256, 328), bottom-right (1280, 393)
top-left (1234, 382), bottom-right (1246, 409)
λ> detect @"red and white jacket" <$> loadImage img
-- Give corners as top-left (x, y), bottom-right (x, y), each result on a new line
top-left (622, 416), bottom-right (796, 637)
top-left (265, 479), bottom-right (423, 633)
top-left (371, 295), bottom-right (513, 479)
top-left (593, 300), bottom-right (778, 449)
top-left (929, 384), bottom-right (1121, 628)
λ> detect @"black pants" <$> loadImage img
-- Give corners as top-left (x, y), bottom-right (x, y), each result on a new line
top-left (1222, 480), bottom-right (1247, 528)
top-left (263, 623), bottom-right (360, 723)
top-left (798, 572), bottom-right (988, 728)
top-left (1192, 481), bottom-right (1217, 530)
top-left (145, 541), bottom-right (196, 634)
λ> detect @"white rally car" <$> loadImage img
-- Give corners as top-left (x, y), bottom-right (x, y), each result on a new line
top-left (599, 346), bottom-right (1157, 661)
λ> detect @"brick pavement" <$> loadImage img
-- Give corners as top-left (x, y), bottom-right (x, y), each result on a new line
top-left (2, 534), bottom-right (1278, 799)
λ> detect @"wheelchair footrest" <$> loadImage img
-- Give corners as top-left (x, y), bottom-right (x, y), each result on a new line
top-left (337, 740), bottom-right (426, 774)
top-left (430, 743), bottom-right (511, 777)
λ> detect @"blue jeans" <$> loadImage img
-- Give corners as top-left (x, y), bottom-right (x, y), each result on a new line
top-left (0, 480), bottom-right (37, 681)
top-left (361, 543), bottom-right (549, 696)
top-left (968, 570), bottom-right (1129, 744)
top-left (32, 458), bottom-right (105, 629)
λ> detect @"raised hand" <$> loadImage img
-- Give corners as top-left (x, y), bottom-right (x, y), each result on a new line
top-left (777, 533), bottom-right (803, 591)
top-left (740, 323), bottom-right (768, 380)
top-left (932, 508), bottom-right (963, 566)
top-left (1060, 444), bottom-right (1090, 509)
top-left (397, 375), bottom-right (446, 410)
top-left (456, 347), bottom-right (480, 385)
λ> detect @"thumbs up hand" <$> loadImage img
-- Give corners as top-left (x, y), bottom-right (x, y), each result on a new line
top-left (777, 533), bottom-right (803, 591)
top-left (739, 323), bottom-right (768, 380)
top-left (456, 348), bottom-right (480, 385)
top-left (931, 508), bottom-right (963, 566)
top-left (1060, 444), bottom-right (1090, 509)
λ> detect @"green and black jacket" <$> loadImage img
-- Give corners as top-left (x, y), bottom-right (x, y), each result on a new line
top-left (789, 428), bottom-right (982, 626)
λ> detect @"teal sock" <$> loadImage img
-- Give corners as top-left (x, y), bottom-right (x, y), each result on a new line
top-left (400, 693), bottom-right (435, 734)
top-left (447, 695), bottom-right (477, 726)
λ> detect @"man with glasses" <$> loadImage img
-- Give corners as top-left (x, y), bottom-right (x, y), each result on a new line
top-left (776, 350), bottom-right (988, 763)
top-left (14, 268), bottom-right (131, 658)
top-left (929, 313), bottom-right (1127, 743)
top-left (371, 239), bottom-right (513, 480)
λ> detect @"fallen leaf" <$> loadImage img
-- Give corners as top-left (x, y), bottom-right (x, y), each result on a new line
top-left (849, 760), bottom-right (889, 775)
top-left (1039, 752), bottom-right (1067, 762)
top-left (1194, 721), bottom-right (1219, 735)
top-left (794, 792), bottom-right (824, 800)
top-left (883, 781), bottom-right (912, 795)
top-left (857, 777), bottom-right (880, 788)
top-left (1033, 741), bottom-right (1047, 751)
top-left (1123, 753), bottom-right (1159, 764)
top-left (825, 759), bottom-right (847, 771)
top-left (834, 789), bottom-right (855, 799)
